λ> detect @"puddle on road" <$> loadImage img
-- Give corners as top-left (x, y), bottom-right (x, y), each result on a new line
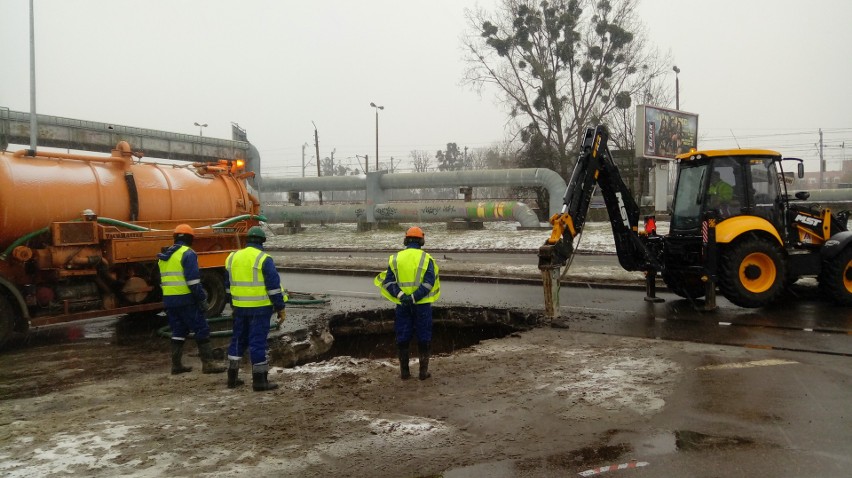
top-left (440, 428), bottom-right (756, 476)
top-left (613, 428), bottom-right (756, 456)
top-left (441, 437), bottom-right (630, 477)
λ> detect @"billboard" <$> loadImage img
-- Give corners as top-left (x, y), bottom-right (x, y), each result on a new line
top-left (635, 105), bottom-right (699, 160)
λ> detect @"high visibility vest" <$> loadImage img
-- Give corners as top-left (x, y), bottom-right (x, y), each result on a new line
top-left (227, 247), bottom-right (277, 308)
top-left (158, 246), bottom-right (196, 296)
top-left (374, 248), bottom-right (440, 304)
top-left (709, 180), bottom-right (733, 202)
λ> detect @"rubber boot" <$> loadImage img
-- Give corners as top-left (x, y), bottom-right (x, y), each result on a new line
top-left (227, 360), bottom-right (244, 388)
top-left (198, 339), bottom-right (226, 374)
top-left (398, 343), bottom-right (411, 380)
top-left (418, 341), bottom-right (431, 380)
top-left (252, 364), bottom-right (279, 392)
top-left (170, 339), bottom-right (193, 375)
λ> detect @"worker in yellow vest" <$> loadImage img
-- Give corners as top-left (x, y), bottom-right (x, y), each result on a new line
top-left (157, 224), bottom-right (226, 375)
top-left (225, 226), bottom-right (288, 391)
top-left (374, 226), bottom-right (441, 380)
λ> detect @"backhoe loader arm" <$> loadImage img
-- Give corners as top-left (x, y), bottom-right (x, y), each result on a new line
top-left (538, 125), bottom-right (658, 272)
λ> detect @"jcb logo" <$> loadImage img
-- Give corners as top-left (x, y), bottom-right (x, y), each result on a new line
top-left (615, 192), bottom-right (630, 228)
top-left (794, 214), bottom-right (821, 227)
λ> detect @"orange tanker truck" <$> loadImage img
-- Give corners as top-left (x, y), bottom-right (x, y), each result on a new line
top-left (0, 140), bottom-right (263, 347)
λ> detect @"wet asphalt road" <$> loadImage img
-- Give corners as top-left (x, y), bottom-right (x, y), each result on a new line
top-left (280, 251), bottom-right (852, 357)
top-left (280, 267), bottom-right (852, 476)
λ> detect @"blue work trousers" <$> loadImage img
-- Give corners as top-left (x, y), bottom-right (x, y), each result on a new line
top-left (166, 303), bottom-right (210, 341)
top-left (395, 302), bottom-right (433, 344)
top-left (227, 306), bottom-right (272, 365)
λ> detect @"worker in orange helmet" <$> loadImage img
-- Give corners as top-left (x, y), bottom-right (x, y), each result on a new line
top-left (374, 226), bottom-right (441, 380)
top-left (157, 224), bottom-right (226, 375)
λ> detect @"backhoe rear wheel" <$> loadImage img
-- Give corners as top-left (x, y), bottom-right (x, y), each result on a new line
top-left (718, 238), bottom-right (785, 308)
top-left (818, 246), bottom-right (852, 306)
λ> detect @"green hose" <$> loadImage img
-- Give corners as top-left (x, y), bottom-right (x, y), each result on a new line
top-left (1, 214), bottom-right (267, 261)
top-left (211, 214), bottom-right (268, 228)
top-left (95, 217), bottom-right (150, 231)
top-left (1, 227), bottom-right (49, 261)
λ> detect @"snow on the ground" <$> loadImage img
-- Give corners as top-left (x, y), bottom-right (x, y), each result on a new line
top-left (264, 220), bottom-right (669, 253)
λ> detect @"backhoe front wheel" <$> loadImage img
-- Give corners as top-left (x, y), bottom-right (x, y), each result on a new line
top-left (662, 271), bottom-right (706, 300)
top-left (818, 246), bottom-right (852, 306)
top-left (718, 238), bottom-right (785, 308)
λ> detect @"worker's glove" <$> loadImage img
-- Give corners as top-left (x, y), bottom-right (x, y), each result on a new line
top-left (277, 309), bottom-right (286, 323)
top-left (400, 295), bottom-right (414, 306)
top-left (198, 300), bottom-right (210, 313)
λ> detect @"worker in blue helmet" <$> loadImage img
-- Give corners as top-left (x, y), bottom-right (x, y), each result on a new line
top-left (225, 226), bottom-right (288, 391)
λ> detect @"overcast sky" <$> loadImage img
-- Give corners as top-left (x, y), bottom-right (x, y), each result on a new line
top-left (1, 0), bottom-right (850, 176)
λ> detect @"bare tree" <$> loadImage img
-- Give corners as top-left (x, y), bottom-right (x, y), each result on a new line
top-left (607, 71), bottom-right (674, 151)
top-left (463, 0), bottom-right (671, 178)
top-left (410, 150), bottom-right (432, 172)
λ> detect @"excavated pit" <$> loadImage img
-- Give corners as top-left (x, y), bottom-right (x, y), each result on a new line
top-left (268, 306), bottom-right (546, 366)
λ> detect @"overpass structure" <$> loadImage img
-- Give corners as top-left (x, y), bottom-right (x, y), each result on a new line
top-left (0, 107), bottom-right (260, 180)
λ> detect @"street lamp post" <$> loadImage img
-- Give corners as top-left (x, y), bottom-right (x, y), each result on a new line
top-left (672, 65), bottom-right (681, 110)
top-left (194, 122), bottom-right (208, 137)
top-left (370, 102), bottom-right (384, 170)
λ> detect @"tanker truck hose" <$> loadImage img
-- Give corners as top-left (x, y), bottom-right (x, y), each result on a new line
top-left (124, 172), bottom-right (140, 221)
top-left (0, 227), bottom-right (49, 261)
top-left (95, 217), bottom-right (150, 231)
top-left (155, 296), bottom-right (330, 339)
top-left (1, 218), bottom-right (151, 261)
top-left (210, 214), bottom-right (268, 228)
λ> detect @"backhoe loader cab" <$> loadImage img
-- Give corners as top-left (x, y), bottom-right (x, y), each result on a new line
top-left (540, 125), bottom-right (852, 312)
top-left (666, 148), bottom-right (852, 307)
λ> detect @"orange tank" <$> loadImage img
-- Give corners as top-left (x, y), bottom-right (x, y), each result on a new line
top-left (0, 142), bottom-right (259, 250)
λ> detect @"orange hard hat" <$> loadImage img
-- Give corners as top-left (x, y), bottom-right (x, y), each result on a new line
top-left (405, 226), bottom-right (424, 239)
top-left (174, 224), bottom-right (195, 236)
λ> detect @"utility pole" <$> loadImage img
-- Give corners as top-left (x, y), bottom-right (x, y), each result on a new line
top-left (29, 0), bottom-right (38, 152)
top-left (330, 149), bottom-right (336, 201)
top-left (673, 65), bottom-right (681, 110)
top-left (301, 142), bottom-right (308, 177)
top-left (313, 121), bottom-right (322, 205)
top-left (819, 128), bottom-right (824, 190)
top-left (365, 154), bottom-right (369, 174)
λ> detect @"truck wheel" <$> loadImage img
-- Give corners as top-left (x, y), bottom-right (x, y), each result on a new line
top-left (200, 270), bottom-right (227, 318)
top-left (818, 246), bottom-right (852, 306)
top-left (718, 238), bottom-right (785, 308)
top-left (0, 294), bottom-right (20, 348)
top-left (662, 271), bottom-right (706, 299)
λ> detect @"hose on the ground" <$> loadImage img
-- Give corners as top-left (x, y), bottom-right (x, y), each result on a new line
top-left (156, 295), bottom-right (330, 339)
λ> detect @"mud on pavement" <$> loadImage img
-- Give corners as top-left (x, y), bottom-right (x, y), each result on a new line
top-left (1, 296), bottom-right (828, 477)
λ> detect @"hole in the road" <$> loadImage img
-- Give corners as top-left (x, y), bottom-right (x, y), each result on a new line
top-left (320, 306), bottom-right (543, 360)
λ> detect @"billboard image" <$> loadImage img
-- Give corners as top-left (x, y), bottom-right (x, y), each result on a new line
top-left (635, 105), bottom-right (699, 160)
